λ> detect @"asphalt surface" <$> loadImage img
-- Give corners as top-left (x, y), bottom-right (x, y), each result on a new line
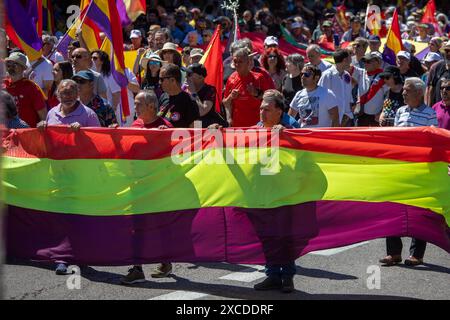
top-left (3, 239), bottom-right (449, 300)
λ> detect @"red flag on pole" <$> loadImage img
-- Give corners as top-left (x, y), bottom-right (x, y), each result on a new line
top-left (200, 25), bottom-right (223, 112)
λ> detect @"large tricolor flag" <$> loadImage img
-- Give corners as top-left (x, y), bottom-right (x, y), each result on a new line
top-left (200, 25), bottom-right (223, 112)
top-left (382, 9), bottom-right (404, 66)
top-left (116, 0), bottom-right (146, 26)
top-left (85, 0), bottom-right (130, 117)
top-left (4, 0), bottom-right (43, 62)
top-left (3, 127), bottom-right (450, 265)
top-left (55, 0), bottom-right (102, 59)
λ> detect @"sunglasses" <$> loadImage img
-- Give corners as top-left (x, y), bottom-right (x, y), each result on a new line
top-left (74, 78), bottom-right (90, 84)
top-left (149, 60), bottom-right (161, 66)
top-left (301, 72), bottom-right (312, 78)
top-left (268, 55), bottom-right (278, 59)
top-left (72, 54), bottom-right (85, 60)
top-left (440, 86), bottom-right (450, 91)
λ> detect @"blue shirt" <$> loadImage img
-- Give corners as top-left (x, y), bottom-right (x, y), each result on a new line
top-left (394, 104), bottom-right (438, 127)
top-left (256, 113), bottom-right (300, 128)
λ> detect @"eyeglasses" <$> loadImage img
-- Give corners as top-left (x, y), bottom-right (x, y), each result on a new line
top-left (74, 79), bottom-right (90, 84)
top-left (301, 72), bottom-right (312, 78)
top-left (268, 55), bottom-right (278, 59)
top-left (440, 86), bottom-right (450, 91)
top-left (72, 54), bottom-right (84, 60)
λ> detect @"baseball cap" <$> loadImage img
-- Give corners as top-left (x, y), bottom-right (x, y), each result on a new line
top-left (350, 16), bottom-right (362, 23)
top-left (5, 52), bottom-right (28, 69)
top-left (368, 35), bottom-right (381, 42)
top-left (130, 29), bottom-right (142, 39)
top-left (322, 20), bottom-right (333, 28)
top-left (140, 51), bottom-right (162, 70)
top-left (361, 51), bottom-right (383, 62)
top-left (379, 65), bottom-right (401, 78)
top-left (72, 70), bottom-right (95, 82)
top-left (402, 40), bottom-right (412, 53)
top-left (422, 52), bottom-right (443, 63)
top-left (264, 36), bottom-right (278, 47)
top-left (291, 22), bottom-right (302, 29)
top-left (186, 63), bottom-right (207, 77)
top-left (397, 50), bottom-right (411, 60)
top-left (190, 48), bottom-right (204, 58)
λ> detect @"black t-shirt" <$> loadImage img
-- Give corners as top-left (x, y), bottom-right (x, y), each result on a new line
top-left (427, 60), bottom-right (450, 106)
top-left (158, 91), bottom-right (199, 128)
top-left (382, 89), bottom-right (404, 126)
top-left (196, 84), bottom-right (228, 128)
top-left (282, 74), bottom-right (303, 108)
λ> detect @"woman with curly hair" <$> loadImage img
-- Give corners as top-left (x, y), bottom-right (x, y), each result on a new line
top-left (261, 48), bottom-right (287, 91)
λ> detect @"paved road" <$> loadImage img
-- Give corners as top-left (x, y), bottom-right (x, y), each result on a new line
top-left (3, 239), bottom-right (449, 300)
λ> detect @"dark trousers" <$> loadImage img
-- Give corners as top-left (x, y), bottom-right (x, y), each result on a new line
top-left (265, 262), bottom-right (296, 279)
top-left (386, 237), bottom-right (427, 259)
top-left (357, 113), bottom-right (379, 127)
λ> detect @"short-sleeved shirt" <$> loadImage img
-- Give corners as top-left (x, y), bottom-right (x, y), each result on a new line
top-left (158, 91), bottom-right (199, 128)
top-left (427, 60), bottom-right (450, 106)
top-left (46, 102), bottom-right (101, 127)
top-left (29, 57), bottom-right (54, 91)
top-left (224, 71), bottom-right (275, 127)
top-left (7, 116), bottom-right (29, 129)
top-left (85, 95), bottom-right (118, 127)
top-left (382, 90), bottom-right (405, 126)
top-left (290, 86), bottom-right (338, 128)
top-left (432, 100), bottom-right (450, 130)
top-left (394, 104), bottom-right (438, 127)
top-left (131, 117), bottom-right (173, 128)
top-left (282, 74), bottom-right (303, 107)
top-left (4, 78), bottom-right (47, 127)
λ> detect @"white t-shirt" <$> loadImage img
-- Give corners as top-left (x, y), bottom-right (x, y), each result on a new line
top-left (317, 60), bottom-right (333, 73)
top-left (103, 74), bottom-right (121, 107)
top-left (29, 57), bottom-right (54, 91)
top-left (318, 66), bottom-right (354, 122)
top-left (114, 68), bottom-right (139, 127)
top-left (290, 86), bottom-right (338, 128)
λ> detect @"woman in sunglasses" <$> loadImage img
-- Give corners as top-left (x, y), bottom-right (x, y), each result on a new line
top-left (261, 48), bottom-right (286, 92)
top-left (140, 52), bottom-right (164, 99)
top-left (378, 66), bottom-right (405, 127)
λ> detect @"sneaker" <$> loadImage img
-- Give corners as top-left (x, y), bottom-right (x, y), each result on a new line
top-left (254, 276), bottom-right (282, 291)
top-left (151, 263), bottom-right (173, 278)
top-left (281, 277), bottom-right (295, 293)
top-left (55, 263), bottom-right (68, 275)
top-left (120, 266), bottom-right (145, 285)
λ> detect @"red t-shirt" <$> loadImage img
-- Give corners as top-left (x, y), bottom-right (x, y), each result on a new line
top-left (131, 117), bottom-right (173, 129)
top-left (4, 78), bottom-right (46, 127)
top-left (224, 71), bottom-right (275, 127)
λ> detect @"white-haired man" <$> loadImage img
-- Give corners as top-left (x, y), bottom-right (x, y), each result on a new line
top-left (380, 77), bottom-right (437, 267)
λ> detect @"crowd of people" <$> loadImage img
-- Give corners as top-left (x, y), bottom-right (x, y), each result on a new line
top-left (2, 1), bottom-right (450, 293)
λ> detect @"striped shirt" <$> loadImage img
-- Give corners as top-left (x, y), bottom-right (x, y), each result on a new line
top-left (394, 104), bottom-right (438, 127)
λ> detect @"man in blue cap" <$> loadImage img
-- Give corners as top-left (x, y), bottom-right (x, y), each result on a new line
top-left (368, 35), bottom-right (382, 53)
top-left (72, 70), bottom-right (117, 127)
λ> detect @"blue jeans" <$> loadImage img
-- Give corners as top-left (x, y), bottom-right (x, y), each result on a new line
top-left (265, 262), bottom-right (296, 279)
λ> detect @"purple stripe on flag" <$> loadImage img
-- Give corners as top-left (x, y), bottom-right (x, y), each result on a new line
top-left (5, 0), bottom-right (43, 51)
top-left (88, 1), bottom-right (128, 88)
top-left (6, 201), bottom-right (450, 266)
top-left (415, 47), bottom-right (430, 61)
top-left (116, 0), bottom-right (132, 26)
top-left (382, 47), bottom-right (397, 66)
top-left (55, 33), bottom-right (74, 59)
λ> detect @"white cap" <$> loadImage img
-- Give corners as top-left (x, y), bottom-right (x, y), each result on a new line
top-left (264, 36), bottom-right (278, 47)
top-left (291, 22), bottom-right (302, 29)
top-left (130, 29), bottom-right (142, 39)
top-left (423, 52), bottom-right (443, 63)
top-left (397, 50), bottom-right (411, 60)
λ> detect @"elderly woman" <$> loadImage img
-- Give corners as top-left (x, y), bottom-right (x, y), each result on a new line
top-left (282, 53), bottom-right (304, 107)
